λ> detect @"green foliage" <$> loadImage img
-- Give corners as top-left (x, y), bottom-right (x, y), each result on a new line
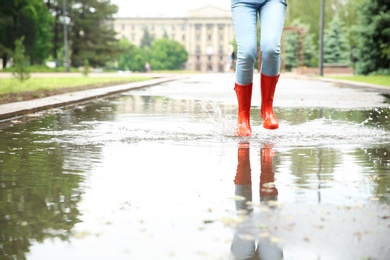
top-left (284, 33), bottom-right (298, 71)
top-left (381, 43), bottom-right (390, 60)
top-left (117, 39), bottom-right (150, 72)
top-left (329, 75), bottom-right (390, 86)
top-left (283, 20), bottom-right (317, 70)
top-left (151, 38), bottom-right (188, 70)
top-left (140, 28), bottom-right (155, 48)
top-left (83, 59), bottom-right (90, 76)
top-left (0, 119), bottom-right (84, 258)
top-left (285, 0), bottom-right (359, 54)
top-left (0, 76), bottom-right (151, 95)
top-left (12, 36), bottom-right (30, 82)
top-left (352, 0), bottom-right (390, 75)
top-left (2, 64), bottom-right (79, 73)
top-left (69, 0), bottom-right (120, 67)
top-left (0, 0), bottom-right (53, 67)
top-left (30, 3), bottom-right (54, 64)
top-left (117, 37), bottom-right (187, 71)
top-left (303, 31), bottom-right (318, 67)
top-left (323, 16), bottom-right (350, 64)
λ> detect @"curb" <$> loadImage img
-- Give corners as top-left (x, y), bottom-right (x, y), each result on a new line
top-left (0, 75), bottom-right (187, 121)
top-left (283, 73), bottom-right (390, 93)
top-left (316, 77), bottom-right (390, 92)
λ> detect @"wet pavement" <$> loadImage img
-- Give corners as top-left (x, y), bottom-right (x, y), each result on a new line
top-left (0, 73), bottom-right (390, 259)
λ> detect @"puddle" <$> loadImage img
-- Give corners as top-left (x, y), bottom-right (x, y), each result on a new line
top-left (0, 75), bottom-right (389, 259)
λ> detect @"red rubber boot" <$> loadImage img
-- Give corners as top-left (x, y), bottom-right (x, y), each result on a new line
top-left (234, 82), bottom-right (253, 136)
top-left (261, 74), bottom-right (280, 130)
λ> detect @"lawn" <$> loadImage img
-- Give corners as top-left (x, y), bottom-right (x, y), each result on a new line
top-left (0, 75), bottom-right (151, 95)
top-left (328, 75), bottom-right (390, 87)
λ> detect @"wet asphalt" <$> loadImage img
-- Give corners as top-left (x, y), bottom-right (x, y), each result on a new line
top-left (1, 73), bottom-right (390, 259)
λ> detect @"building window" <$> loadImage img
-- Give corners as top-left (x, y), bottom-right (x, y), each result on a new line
top-left (182, 35), bottom-right (185, 41)
top-left (122, 24), bottom-right (125, 30)
top-left (207, 24), bottom-right (213, 30)
top-left (151, 25), bottom-right (155, 31)
top-left (208, 55), bottom-right (212, 61)
top-left (132, 25), bottom-right (135, 30)
top-left (196, 34), bottom-right (200, 41)
top-left (219, 45), bottom-right (224, 54)
top-left (218, 24), bottom-right (225, 30)
top-left (206, 45), bottom-right (213, 55)
top-left (181, 24), bottom-right (186, 30)
top-left (172, 25), bottom-right (175, 30)
top-left (208, 34), bottom-right (212, 41)
top-left (195, 24), bottom-right (202, 30)
top-left (219, 34), bottom-right (223, 41)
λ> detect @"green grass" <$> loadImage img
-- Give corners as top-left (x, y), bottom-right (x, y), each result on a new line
top-left (328, 75), bottom-right (390, 87)
top-left (0, 76), bottom-right (151, 95)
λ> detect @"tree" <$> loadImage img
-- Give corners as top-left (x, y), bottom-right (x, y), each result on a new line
top-left (283, 20), bottom-right (317, 70)
top-left (151, 38), bottom-right (188, 70)
top-left (0, 0), bottom-right (53, 68)
top-left (323, 16), bottom-right (350, 64)
top-left (117, 39), bottom-right (145, 72)
top-left (70, 0), bottom-right (120, 67)
top-left (82, 59), bottom-right (90, 76)
top-left (45, 0), bottom-right (64, 65)
top-left (30, 3), bottom-right (54, 64)
top-left (352, 0), bottom-right (390, 74)
top-left (140, 28), bottom-right (154, 48)
top-left (285, 0), bottom-right (357, 57)
top-left (12, 36), bottom-right (30, 82)
top-left (284, 32), bottom-right (298, 71)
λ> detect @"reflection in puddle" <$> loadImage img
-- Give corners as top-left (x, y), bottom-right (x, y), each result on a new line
top-left (231, 142), bottom-right (283, 259)
top-left (31, 98), bottom-right (390, 148)
top-left (230, 142), bottom-right (390, 259)
top-left (1, 77), bottom-right (390, 259)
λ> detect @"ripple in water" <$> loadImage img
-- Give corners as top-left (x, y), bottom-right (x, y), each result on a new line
top-left (33, 114), bottom-right (389, 148)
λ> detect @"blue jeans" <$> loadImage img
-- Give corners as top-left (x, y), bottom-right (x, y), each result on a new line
top-left (231, 0), bottom-right (287, 85)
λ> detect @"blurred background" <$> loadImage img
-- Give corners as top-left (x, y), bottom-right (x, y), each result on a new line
top-left (0, 0), bottom-right (388, 76)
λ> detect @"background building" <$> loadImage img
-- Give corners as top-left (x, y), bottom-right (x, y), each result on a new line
top-left (113, 5), bottom-right (235, 72)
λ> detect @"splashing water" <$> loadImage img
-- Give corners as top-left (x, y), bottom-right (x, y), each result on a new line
top-left (33, 101), bottom-right (390, 148)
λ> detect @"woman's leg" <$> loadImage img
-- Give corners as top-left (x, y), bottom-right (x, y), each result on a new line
top-left (231, 0), bottom-right (259, 85)
top-left (259, 0), bottom-right (287, 76)
top-left (231, 1), bottom-right (260, 136)
top-left (259, 0), bottom-right (287, 129)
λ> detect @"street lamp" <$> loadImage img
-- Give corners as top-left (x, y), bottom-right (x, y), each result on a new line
top-left (319, 0), bottom-right (325, 76)
top-left (63, 0), bottom-right (70, 72)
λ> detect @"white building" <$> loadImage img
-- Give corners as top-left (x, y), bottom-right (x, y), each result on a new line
top-left (112, 5), bottom-right (235, 72)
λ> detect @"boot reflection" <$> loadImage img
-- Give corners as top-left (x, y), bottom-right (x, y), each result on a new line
top-left (260, 144), bottom-right (278, 202)
top-left (231, 142), bottom-right (283, 260)
top-left (233, 141), bottom-right (253, 213)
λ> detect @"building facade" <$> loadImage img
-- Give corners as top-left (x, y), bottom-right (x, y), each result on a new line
top-left (112, 5), bottom-right (235, 72)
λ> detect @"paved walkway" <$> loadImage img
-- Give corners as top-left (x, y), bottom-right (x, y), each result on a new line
top-left (0, 75), bottom-right (186, 121)
top-left (0, 72), bottom-right (388, 121)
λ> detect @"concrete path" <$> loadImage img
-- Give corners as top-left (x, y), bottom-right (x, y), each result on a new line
top-left (0, 75), bottom-right (186, 121)
top-left (0, 72), bottom-right (388, 122)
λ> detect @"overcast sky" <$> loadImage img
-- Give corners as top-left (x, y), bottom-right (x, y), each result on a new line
top-left (111, 0), bottom-right (231, 17)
